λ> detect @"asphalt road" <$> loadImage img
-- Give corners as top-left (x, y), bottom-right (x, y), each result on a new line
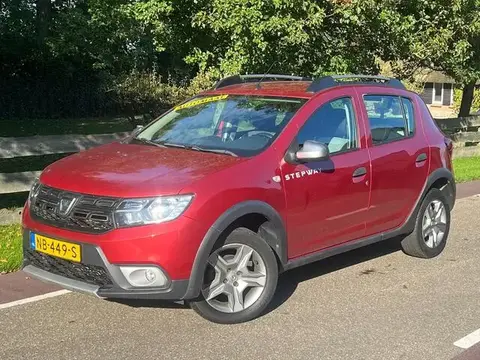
top-left (1, 196), bottom-right (480, 360)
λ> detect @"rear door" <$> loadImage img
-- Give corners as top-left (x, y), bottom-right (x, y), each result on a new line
top-left (357, 89), bottom-right (429, 236)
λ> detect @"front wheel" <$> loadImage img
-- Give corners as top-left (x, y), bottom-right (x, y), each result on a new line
top-left (190, 227), bottom-right (278, 324)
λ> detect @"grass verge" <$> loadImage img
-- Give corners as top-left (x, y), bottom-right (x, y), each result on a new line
top-left (453, 156), bottom-right (480, 183)
top-left (0, 224), bottom-right (22, 273)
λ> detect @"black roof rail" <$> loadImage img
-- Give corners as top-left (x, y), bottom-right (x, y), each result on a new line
top-left (214, 74), bottom-right (312, 90)
top-left (307, 74), bottom-right (406, 92)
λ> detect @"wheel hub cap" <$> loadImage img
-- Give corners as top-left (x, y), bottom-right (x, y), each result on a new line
top-left (422, 200), bottom-right (447, 249)
top-left (201, 243), bottom-right (267, 314)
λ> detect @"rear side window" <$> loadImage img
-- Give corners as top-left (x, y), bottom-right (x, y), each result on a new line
top-left (363, 95), bottom-right (415, 145)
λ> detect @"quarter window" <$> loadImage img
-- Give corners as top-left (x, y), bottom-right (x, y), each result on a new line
top-left (363, 95), bottom-right (414, 145)
top-left (296, 97), bottom-right (358, 155)
top-left (401, 97), bottom-right (415, 136)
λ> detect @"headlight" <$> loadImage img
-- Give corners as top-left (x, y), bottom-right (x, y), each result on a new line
top-left (29, 178), bottom-right (41, 203)
top-left (114, 195), bottom-right (193, 228)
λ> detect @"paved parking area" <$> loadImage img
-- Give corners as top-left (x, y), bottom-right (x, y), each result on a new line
top-left (1, 196), bottom-right (480, 360)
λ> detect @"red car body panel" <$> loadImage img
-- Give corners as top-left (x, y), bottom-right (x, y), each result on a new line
top-left (22, 207), bottom-right (209, 280)
top-left (40, 142), bottom-right (246, 197)
top-left (201, 81), bottom-right (313, 99)
top-left (22, 80), bottom-right (455, 294)
top-left (278, 87), bottom-right (371, 258)
top-left (353, 86), bottom-right (431, 235)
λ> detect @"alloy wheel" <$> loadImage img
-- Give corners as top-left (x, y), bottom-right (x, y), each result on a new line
top-left (201, 243), bottom-right (267, 314)
top-left (422, 200), bottom-right (447, 248)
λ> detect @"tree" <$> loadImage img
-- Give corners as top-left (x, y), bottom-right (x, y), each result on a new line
top-left (1, 0), bottom-right (479, 119)
top-left (35, 0), bottom-right (51, 48)
top-left (185, 0), bottom-right (379, 76)
top-left (344, 0), bottom-right (480, 116)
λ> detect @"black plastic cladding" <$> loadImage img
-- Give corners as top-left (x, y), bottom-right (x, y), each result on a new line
top-left (24, 248), bottom-right (113, 287)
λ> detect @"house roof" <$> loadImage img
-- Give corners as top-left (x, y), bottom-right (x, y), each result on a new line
top-left (417, 70), bottom-right (456, 84)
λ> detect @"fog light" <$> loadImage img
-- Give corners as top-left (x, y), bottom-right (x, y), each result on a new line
top-left (144, 269), bottom-right (156, 282)
top-left (119, 266), bottom-right (168, 288)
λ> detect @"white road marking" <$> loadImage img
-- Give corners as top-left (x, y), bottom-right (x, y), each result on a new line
top-left (0, 290), bottom-right (70, 310)
top-left (454, 328), bottom-right (480, 349)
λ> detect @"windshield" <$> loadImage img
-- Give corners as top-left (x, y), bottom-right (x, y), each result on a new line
top-left (134, 95), bottom-right (306, 157)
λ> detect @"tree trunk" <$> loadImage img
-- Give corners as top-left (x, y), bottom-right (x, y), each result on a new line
top-left (459, 82), bottom-right (476, 117)
top-left (36, 0), bottom-right (51, 48)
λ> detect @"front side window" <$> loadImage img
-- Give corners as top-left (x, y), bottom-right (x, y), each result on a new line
top-left (296, 97), bottom-right (358, 155)
top-left (134, 95), bottom-right (306, 157)
top-left (363, 95), bottom-right (414, 145)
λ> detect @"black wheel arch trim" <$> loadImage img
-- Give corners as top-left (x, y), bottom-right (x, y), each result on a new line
top-left (424, 167), bottom-right (456, 210)
top-left (400, 167), bottom-right (455, 235)
top-left (183, 200), bottom-right (287, 299)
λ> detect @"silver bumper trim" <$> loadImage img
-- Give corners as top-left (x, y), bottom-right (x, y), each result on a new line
top-left (23, 265), bottom-right (101, 297)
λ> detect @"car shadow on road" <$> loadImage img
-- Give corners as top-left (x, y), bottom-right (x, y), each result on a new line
top-left (108, 237), bottom-right (403, 314)
top-left (263, 236), bottom-right (404, 316)
top-left (108, 298), bottom-right (189, 309)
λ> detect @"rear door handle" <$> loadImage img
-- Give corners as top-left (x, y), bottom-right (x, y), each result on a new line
top-left (416, 153), bottom-right (427, 163)
top-left (352, 167), bottom-right (367, 177)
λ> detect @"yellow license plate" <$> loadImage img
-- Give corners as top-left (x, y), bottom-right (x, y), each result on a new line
top-left (32, 233), bottom-right (81, 262)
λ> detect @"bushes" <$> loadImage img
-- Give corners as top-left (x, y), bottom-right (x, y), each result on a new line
top-left (109, 71), bottom-right (216, 126)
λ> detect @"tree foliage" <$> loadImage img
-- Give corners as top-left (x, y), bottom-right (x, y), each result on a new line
top-left (187, 0), bottom-right (378, 76)
top-left (0, 0), bottom-right (479, 119)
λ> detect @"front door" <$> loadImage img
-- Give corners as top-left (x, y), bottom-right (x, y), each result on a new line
top-left (281, 92), bottom-right (371, 259)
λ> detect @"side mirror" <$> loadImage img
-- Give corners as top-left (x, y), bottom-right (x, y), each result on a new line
top-left (295, 140), bottom-right (329, 163)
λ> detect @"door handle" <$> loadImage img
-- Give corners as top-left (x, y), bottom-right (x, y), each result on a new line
top-left (416, 153), bottom-right (427, 163)
top-left (352, 167), bottom-right (367, 177)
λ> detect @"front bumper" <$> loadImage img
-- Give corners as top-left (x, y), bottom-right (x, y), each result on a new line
top-left (22, 230), bottom-right (190, 300)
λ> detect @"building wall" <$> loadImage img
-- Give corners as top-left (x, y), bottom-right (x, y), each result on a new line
top-left (421, 82), bottom-right (453, 107)
top-left (443, 84), bottom-right (453, 106)
top-left (421, 83), bottom-right (434, 105)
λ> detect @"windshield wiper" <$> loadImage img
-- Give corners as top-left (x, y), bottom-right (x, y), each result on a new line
top-left (132, 137), bottom-right (166, 148)
top-left (190, 146), bottom-right (238, 157)
top-left (162, 142), bottom-right (238, 157)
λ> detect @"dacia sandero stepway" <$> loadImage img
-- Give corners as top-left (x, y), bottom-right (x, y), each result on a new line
top-left (22, 74), bottom-right (455, 323)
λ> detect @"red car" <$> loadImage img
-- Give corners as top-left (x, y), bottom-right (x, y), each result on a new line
top-left (22, 74), bottom-right (455, 324)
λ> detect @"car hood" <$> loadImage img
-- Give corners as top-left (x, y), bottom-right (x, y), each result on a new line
top-left (40, 142), bottom-right (245, 197)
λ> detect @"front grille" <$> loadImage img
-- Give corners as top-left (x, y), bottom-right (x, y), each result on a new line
top-left (30, 185), bottom-right (119, 234)
top-left (24, 248), bottom-right (113, 287)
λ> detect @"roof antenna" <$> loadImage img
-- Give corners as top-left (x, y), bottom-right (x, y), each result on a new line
top-left (256, 61), bottom-right (277, 89)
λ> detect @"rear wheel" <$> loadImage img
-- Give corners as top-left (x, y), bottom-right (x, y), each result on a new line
top-left (190, 228), bottom-right (278, 324)
top-left (401, 188), bottom-right (450, 258)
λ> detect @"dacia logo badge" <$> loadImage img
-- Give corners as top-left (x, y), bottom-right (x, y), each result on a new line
top-left (58, 195), bottom-right (77, 216)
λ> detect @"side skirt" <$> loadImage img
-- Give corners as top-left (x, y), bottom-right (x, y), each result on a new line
top-left (283, 226), bottom-right (408, 272)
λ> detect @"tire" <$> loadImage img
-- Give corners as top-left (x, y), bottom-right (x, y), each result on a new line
top-left (401, 188), bottom-right (451, 258)
top-left (189, 227), bottom-right (278, 324)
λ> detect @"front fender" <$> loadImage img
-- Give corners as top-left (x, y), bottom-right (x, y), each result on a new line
top-left (183, 200), bottom-right (287, 299)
